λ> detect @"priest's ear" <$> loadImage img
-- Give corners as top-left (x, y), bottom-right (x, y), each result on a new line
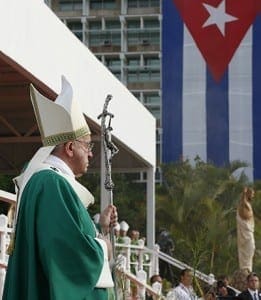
top-left (64, 141), bottom-right (74, 157)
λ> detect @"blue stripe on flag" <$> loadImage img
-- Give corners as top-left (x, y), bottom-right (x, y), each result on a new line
top-left (253, 15), bottom-right (261, 179)
top-left (162, 0), bottom-right (183, 163)
top-left (206, 70), bottom-right (229, 166)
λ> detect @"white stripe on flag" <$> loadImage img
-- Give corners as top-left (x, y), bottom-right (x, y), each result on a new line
top-left (229, 27), bottom-right (253, 181)
top-left (183, 26), bottom-right (207, 162)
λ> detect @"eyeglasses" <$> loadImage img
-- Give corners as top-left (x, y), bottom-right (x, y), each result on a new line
top-left (75, 140), bottom-right (94, 153)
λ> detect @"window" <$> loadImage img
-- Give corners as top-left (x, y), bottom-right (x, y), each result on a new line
top-left (150, 0), bottom-right (160, 7)
top-left (89, 32), bottom-right (101, 46)
top-left (146, 105), bottom-right (161, 120)
top-left (106, 20), bottom-right (121, 30)
top-left (132, 92), bottom-right (141, 101)
top-left (90, 0), bottom-right (117, 10)
top-left (102, 32), bottom-right (121, 45)
top-left (127, 20), bottom-right (140, 29)
top-left (96, 55), bottom-right (103, 62)
top-left (59, 0), bottom-right (82, 11)
top-left (128, 0), bottom-right (159, 8)
top-left (67, 21), bottom-right (82, 41)
top-left (89, 31), bottom-right (120, 46)
top-left (127, 70), bottom-right (160, 83)
top-left (144, 19), bottom-right (159, 29)
top-left (105, 57), bottom-right (121, 68)
top-left (111, 70), bottom-right (121, 80)
top-left (67, 21), bottom-right (82, 31)
top-left (150, 31), bottom-right (160, 44)
top-left (126, 20), bottom-right (141, 45)
top-left (139, 71), bottom-right (149, 82)
top-left (127, 57), bottom-right (140, 67)
top-left (144, 57), bottom-right (160, 67)
top-left (127, 31), bottom-right (159, 46)
top-left (127, 32), bottom-right (140, 45)
top-left (89, 21), bottom-right (102, 30)
top-left (143, 94), bottom-right (160, 104)
top-left (112, 32), bottom-right (121, 45)
top-left (156, 128), bottom-right (162, 143)
top-left (150, 70), bottom-right (160, 81)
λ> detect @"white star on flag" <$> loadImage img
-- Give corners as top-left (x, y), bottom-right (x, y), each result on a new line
top-left (202, 0), bottom-right (238, 36)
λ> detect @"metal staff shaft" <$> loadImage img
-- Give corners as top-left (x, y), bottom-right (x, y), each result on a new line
top-left (98, 94), bottom-right (119, 297)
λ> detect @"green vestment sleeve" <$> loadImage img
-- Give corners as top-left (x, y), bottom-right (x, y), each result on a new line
top-left (3, 170), bottom-right (109, 300)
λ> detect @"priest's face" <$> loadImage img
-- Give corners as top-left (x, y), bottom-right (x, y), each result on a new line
top-left (72, 134), bottom-right (93, 177)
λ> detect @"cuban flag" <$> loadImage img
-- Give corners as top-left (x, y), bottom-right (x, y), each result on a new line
top-left (162, 0), bottom-right (261, 181)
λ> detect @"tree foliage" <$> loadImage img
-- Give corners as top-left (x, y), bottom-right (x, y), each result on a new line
top-left (157, 158), bottom-right (261, 280)
top-left (79, 172), bottom-right (147, 236)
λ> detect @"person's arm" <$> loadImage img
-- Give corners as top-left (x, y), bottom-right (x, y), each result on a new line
top-left (238, 188), bottom-right (253, 220)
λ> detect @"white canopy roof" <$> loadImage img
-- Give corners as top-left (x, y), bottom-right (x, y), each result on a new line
top-left (0, 0), bottom-right (156, 246)
top-left (0, 0), bottom-right (156, 173)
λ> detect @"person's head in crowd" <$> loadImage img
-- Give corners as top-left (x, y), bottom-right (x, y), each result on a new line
top-left (216, 280), bottom-right (228, 297)
top-left (150, 274), bottom-right (163, 295)
top-left (130, 230), bottom-right (136, 240)
top-left (150, 274), bottom-right (163, 285)
top-left (130, 230), bottom-right (140, 241)
top-left (205, 291), bottom-right (216, 300)
top-left (246, 272), bottom-right (259, 291)
top-left (217, 275), bottom-right (230, 287)
top-left (180, 269), bottom-right (193, 287)
top-left (119, 220), bottom-right (129, 236)
top-left (217, 275), bottom-right (236, 297)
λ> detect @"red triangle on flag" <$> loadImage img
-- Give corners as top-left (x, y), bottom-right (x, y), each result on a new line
top-left (172, 0), bottom-right (261, 81)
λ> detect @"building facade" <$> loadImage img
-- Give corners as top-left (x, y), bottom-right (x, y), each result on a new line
top-left (47, 0), bottom-right (261, 181)
top-left (47, 0), bottom-right (162, 181)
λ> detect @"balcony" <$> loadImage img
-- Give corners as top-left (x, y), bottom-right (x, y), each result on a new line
top-left (89, 44), bottom-right (121, 53)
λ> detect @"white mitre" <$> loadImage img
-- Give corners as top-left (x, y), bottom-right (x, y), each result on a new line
top-left (14, 76), bottom-right (93, 206)
top-left (30, 75), bottom-right (90, 146)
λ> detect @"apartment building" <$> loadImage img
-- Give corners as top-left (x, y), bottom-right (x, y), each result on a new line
top-left (47, 0), bottom-right (162, 181)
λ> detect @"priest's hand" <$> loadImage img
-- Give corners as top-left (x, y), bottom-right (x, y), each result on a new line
top-left (99, 204), bottom-right (118, 235)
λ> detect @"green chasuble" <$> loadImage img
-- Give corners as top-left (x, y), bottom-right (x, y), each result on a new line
top-left (3, 169), bottom-right (109, 300)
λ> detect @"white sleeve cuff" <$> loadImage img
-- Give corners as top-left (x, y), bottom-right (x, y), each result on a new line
top-left (94, 238), bottom-right (114, 288)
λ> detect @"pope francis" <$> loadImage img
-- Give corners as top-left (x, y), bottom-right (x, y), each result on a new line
top-left (3, 76), bottom-right (117, 300)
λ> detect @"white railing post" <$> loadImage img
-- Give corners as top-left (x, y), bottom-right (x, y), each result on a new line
top-left (138, 248), bottom-right (144, 272)
top-left (125, 240), bottom-right (131, 297)
top-left (0, 214), bottom-right (9, 299)
top-left (0, 268), bottom-right (6, 298)
top-left (0, 215), bottom-right (8, 262)
top-left (152, 244), bottom-right (160, 276)
top-left (137, 269), bottom-right (147, 300)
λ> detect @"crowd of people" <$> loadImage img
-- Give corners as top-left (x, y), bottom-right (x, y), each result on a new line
top-left (109, 217), bottom-right (260, 300)
top-left (164, 270), bottom-right (260, 300)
